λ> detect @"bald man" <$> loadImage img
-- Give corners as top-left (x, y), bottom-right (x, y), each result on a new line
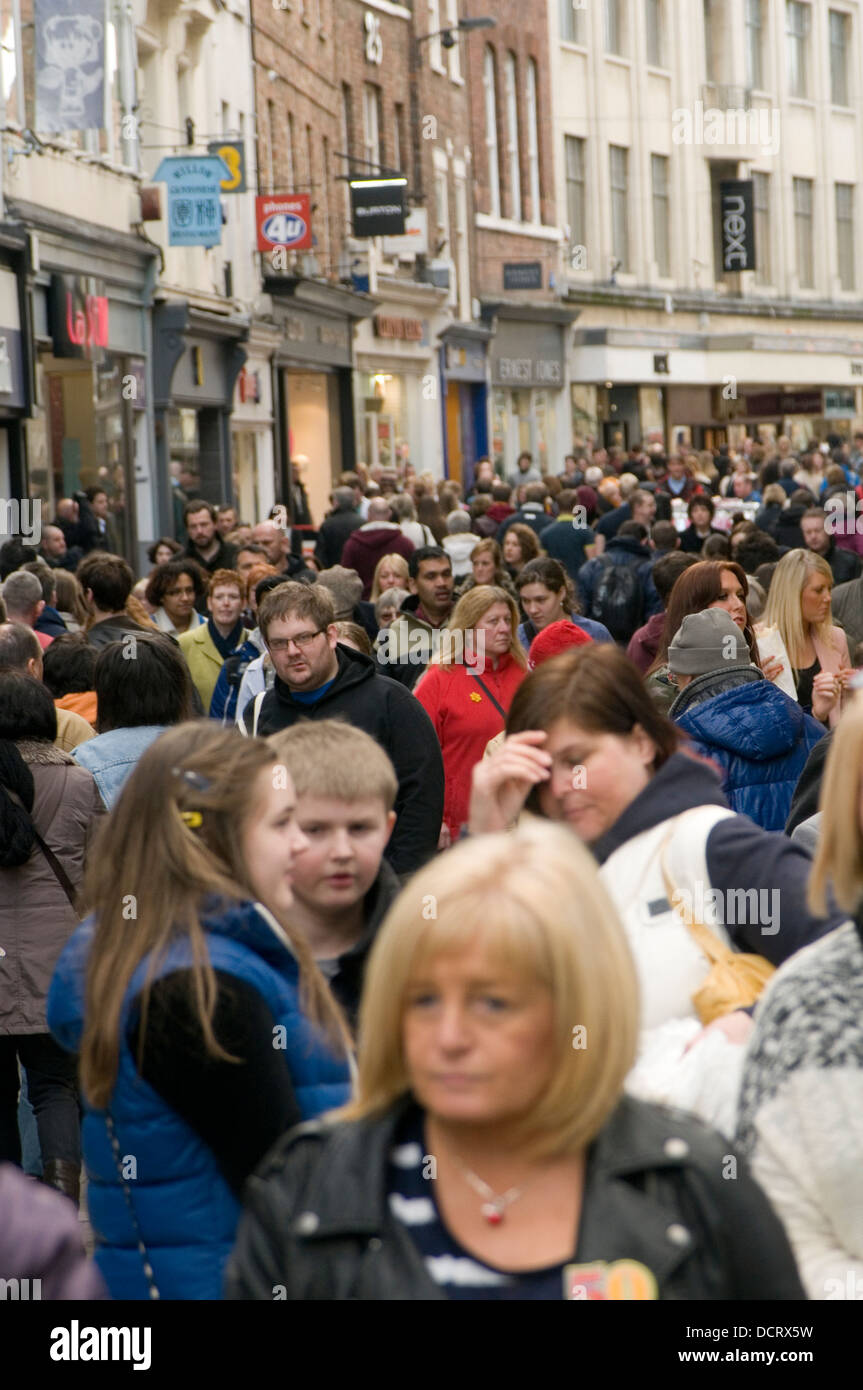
top-left (39, 524), bottom-right (81, 572)
top-left (340, 497), bottom-right (415, 599)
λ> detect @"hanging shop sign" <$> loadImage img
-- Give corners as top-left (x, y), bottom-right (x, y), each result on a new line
top-left (207, 139), bottom-right (246, 193)
top-left (35, 0), bottom-right (105, 132)
top-left (502, 262), bottom-right (542, 291)
top-left (49, 274), bottom-right (109, 359)
top-left (382, 208), bottom-right (428, 258)
top-left (719, 180), bottom-right (755, 273)
top-left (153, 156), bottom-right (231, 247)
top-left (349, 178), bottom-right (407, 238)
top-left (256, 194), bottom-right (313, 252)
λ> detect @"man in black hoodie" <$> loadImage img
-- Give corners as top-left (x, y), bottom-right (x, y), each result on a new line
top-left (239, 582), bottom-right (443, 877)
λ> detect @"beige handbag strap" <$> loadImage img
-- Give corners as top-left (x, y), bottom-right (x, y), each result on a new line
top-left (658, 814), bottom-right (737, 968)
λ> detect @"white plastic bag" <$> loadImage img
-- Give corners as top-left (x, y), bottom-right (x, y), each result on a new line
top-left (625, 1018), bottom-right (745, 1137)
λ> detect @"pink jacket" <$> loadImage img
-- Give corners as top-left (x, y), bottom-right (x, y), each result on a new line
top-left (813, 625), bottom-right (851, 729)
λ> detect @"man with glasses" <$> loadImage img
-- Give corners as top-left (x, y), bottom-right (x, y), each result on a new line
top-left (239, 582), bottom-right (443, 877)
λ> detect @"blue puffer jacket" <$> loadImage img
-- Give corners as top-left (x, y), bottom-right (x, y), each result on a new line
top-left (670, 669), bottom-right (826, 831)
top-left (47, 898), bottom-right (352, 1301)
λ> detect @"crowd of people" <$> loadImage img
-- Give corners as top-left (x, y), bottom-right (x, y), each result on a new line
top-left (2, 430), bottom-right (863, 1302)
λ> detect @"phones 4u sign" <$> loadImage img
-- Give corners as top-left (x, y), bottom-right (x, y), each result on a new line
top-left (256, 195), bottom-right (313, 252)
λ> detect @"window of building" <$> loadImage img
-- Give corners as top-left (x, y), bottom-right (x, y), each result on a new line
top-left (651, 153), bottom-right (670, 278)
top-left (703, 0), bottom-right (718, 83)
top-left (793, 176), bottom-right (814, 287)
top-left (393, 104), bottom-right (403, 174)
top-left (322, 135), bottom-right (331, 269)
top-left (836, 182), bottom-right (855, 290)
top-left (428, 0), bottom-right (444, 70)
top-left (752, 170), bottom-right (771, 285)
top-left (362, 83), bottom-right (380, 170)
top-left (454, 169), bottom-right (470, 319)
top-left (525, 59), bottom-right (541, 223)
top-left (745, 0), bottom-right (763, 90)
top-left (829, 10), bottom-right (849, 106)
top-left (504, 52), bottom-right (522, 221)
top-left (483, 46), bottom-right (501, 217)
top-left (266, 98), bottom-right (275, 193)
top-left (609, 144), bottom-right (629, 271)
top-left (446, 0), bottom-right (461, 80)
top-left (786, 1), bottom-right (810, 99)
top-left (560, 0), bottom-right (586, 43)
top-left (565, 135), bottom-right (586, 253)
top-left (341, 84), bottom-right (354, 225)
top-left (287, 113), bottom-right (295, 191)
top-left (604, 0), bottom-right (622, 54)
top-left (645, 0), bottom-right (662, 67)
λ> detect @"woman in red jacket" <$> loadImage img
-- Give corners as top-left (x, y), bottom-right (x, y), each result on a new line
top-left (414, 585), bottom-right (527, 844)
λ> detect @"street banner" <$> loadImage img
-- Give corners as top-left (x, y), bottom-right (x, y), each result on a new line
top-left (720, 180), bottom-right (756, 273)
top-left (35, 0), bottom-right (105, 132)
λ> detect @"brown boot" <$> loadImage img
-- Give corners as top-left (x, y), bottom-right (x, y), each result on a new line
top-left (41, 1159), bottom-right (81, 1207)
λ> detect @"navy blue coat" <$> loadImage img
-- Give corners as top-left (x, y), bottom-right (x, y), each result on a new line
top-left (670, 669), bottom-right (826, 832)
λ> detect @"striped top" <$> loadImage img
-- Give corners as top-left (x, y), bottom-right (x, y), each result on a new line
top-left (386, 1107), bottom-right (570, 1300)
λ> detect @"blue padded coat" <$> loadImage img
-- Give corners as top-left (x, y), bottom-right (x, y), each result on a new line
top-left (47, 898), bottom-right (351, 1301)
top-left (670, 669), bottom-right (826, 832)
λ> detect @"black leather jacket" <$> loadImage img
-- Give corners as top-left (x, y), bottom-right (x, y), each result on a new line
top-left (225, 1095), bottom-right (805, 1301)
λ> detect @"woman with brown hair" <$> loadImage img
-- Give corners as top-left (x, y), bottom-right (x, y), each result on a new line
top-left (416, 494), bottom-right (447, 545)
top-left (645, 560), bottom-right (783, 713)
top-left (47, 722), bottom-right (352, 1300)
top-left (455, 538), bottom-right (518, 601)
top-left (501, 522), bottom-right (542, 579)
top-left (414, 585), bottom-right (527, 844)
top-left (468, 643), bottom-right (842, 1129)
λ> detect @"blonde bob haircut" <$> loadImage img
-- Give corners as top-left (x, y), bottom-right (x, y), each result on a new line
top-left (336, 818), bottom-right (640, 1159)
top-left (762, 548), bottom-right (834, 666)
top-left (809, 694), bottom-right (863, 916)
top-left (268, 719), bottom-right (397, 811)
top-left (434, 584), bottom-right (527, 670)
top-left (371, 552), bottom-right (410, 601)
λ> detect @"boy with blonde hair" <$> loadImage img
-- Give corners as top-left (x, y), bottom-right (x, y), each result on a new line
top-left (269, 721), bottom-right (399, 1028)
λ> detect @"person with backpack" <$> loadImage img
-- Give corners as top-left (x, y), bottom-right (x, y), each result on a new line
top-left (577, 521), bottom-right (661, 644)
top-left (514, 558), bottom-right (613, 651)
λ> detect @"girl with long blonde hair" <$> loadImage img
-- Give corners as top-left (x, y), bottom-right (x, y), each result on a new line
top-left (46, 722), bottom-right (351, 1301)
top-left (762, 548), bottom-right (852, 726)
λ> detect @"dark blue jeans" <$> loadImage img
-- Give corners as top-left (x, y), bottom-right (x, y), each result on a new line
top-left (0, 1034), bottom-right (81, 1166)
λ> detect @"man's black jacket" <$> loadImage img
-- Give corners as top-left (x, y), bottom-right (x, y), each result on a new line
top-left (225, 1094), bottom-right (805, 1301)
top-left (325, 859), bottom-right (401, 1031)
top-left (314, 508), bottom-right (363, 569)
top-left (240, 644), bottom-right (443, 877)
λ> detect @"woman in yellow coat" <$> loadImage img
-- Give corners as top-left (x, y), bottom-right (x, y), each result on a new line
top-left (178, 569), bottom-right (249, 715)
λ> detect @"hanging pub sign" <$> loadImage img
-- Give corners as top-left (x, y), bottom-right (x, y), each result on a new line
top-left (153, 156), bottom-right (231, 247)
top-left (256, 194), bottom-right (313, 252)
top-left (49, 274), bottom-right (109, 359)
top-left (35, 0), bottom-right (106, 132)
top-left (349, 178), bottom-right (407, 238)
top-left (719, 180), bottom-right (756, 273)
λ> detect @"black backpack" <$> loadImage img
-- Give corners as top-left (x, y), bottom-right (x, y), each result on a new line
top-left (590, 560), bottom-right (643, 641)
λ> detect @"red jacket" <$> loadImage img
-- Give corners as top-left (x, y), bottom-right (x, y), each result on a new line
top-left (413, 652), bottom-right (526, 837)
top-left (340, 524), bottom-right (415, 598)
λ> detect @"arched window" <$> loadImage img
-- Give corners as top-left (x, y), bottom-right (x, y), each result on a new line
top-left (525, 58), bottom-right (541, 223)
top-left (503, 52), bottom-right (522, 221)
top-left (483, 46), bottom-right (501, 217)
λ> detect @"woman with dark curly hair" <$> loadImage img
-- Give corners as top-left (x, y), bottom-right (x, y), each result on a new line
top-left (146, 537), bottom-right (183, 570)
top-left (145, 558), bottom-right (208, 638)
top-left (501, 522), bottom-right (542, 579)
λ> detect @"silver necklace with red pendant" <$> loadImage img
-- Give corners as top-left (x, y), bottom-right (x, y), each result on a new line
top-left (453, 1157), bottom-right (529, 1225)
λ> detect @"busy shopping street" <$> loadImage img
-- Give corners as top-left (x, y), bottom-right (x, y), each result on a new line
top-left (1, 0), bottom-right (862, 1363)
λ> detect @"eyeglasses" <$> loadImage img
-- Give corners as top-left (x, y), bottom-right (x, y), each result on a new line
top-left (268, 630), bottom-right (325, 653)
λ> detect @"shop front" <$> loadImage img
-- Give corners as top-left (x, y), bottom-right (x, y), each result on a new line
top-left (353, 281), bottom-right (448, 480)
top-left (19, 203), bottom-right (158, 565)
top-left (486, 305), bottom-right (575, 478)
top-left (438, 324), bottom-right (491, 490)
top-left (153, 301), bottom-right (248, 540)
top-left (269, 279), bottom-right (373, 529)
